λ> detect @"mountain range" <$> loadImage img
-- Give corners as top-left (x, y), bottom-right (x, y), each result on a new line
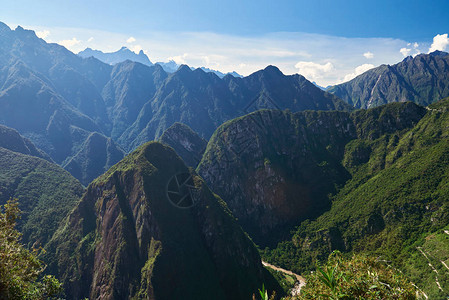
top-left (3, 20), bottom-right (449, 299)
top-left (78, 46), bottom-right (153, 66)
top-left (0, 21), bottom-right (350, 185)
top-left (77, 47), bottom-right (243, 78)
top-left (44, 142), bottom-right (281, 299)
top-left (199, 99), bottom-right (449, 297)
top-left (0, 124), bottom-right (84, 247)
top-left (328, 51), bottom-right (449, 108)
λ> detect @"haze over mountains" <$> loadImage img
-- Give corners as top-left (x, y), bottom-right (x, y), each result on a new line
top-left (79, 46), bottom-right (154, 66)
top-left (0, 21), bottom-right (350, 185)
top-left (78, 46), bottom-right (243, 78)
top-left (3, 19), bottom-right (449, 299)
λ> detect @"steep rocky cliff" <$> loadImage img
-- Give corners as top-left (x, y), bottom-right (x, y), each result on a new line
top-left (263, 97), bottom-right (449, 298)
top-left (328, 51), bottom-right (449, 108)
top-left (46, 142), bottom-right (279, 299)
top-left (197, 103), bottom-right (426, 246)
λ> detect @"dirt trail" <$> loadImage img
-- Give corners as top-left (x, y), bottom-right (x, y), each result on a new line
top-left (262, 261), bottom-right (306, 296)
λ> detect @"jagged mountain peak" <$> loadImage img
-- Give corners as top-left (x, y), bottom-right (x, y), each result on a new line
top-left (249, 65), bottom-right (284, 79)
top-left (78, 46), bottom-right (153, 66)
top-left (177, 64), bottom-right (193, 73)
top-left (428, 50), bottom-right (449, 57)
top-left (263, 65), bottom-right (283, 74)
top-left (329, 51), bottom-right (449, 108)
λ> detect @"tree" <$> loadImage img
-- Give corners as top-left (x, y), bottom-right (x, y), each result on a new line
top-left (0, 198), bottom-right (62, 299)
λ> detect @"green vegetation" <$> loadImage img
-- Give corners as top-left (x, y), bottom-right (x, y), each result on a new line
top-left (261, 98), bottom-right (449, 297)
top-left (0, 147), bottom-right (84, 247)
top-left (48, 142), bottom-right (281, 299)
top-left (297, 252), bottom-right (418, 299)
top-left (0, 199), bottom-right (62, 299)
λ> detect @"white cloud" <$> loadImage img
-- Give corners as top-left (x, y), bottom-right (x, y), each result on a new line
top-left (295, 61), bottom-right (334, 81)
top-left (363, 51), bottom-right (374, 59)
top-left (58, 37), bottom-right (81, 50)
top-left (169, 53), bottom-right (189, 65)
top-left (130, 44), bottom-right (143, 53)
top-left (36, 30), bottom-right (50, 39)
top-left (401, 41), bottom-right (422, 57)
top-left (400, 47), bottom-right (411, 57)
top-left (127, 36), bottom-right (136, 43)
top-left (341, 64), bottom-right (375, 82)
top-left (13, 23), bottom-right (417, 86)
top-left (428, 34), bottom-right (449, 53)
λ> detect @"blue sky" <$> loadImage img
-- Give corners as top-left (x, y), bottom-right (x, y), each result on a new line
top-left (1, 0), bottom-right (449, 85)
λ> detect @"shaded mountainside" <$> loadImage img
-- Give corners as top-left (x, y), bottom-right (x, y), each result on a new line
top-left (0, 147), bottom-right (84, 248)
top-left (0, 59), bottom-right (102, 163)
top-left (118, 65), bottom-right (351, 151)
top-left (248, 98), bottom-right (449, 298)
top-left (0, 21), bottom-right (350, 186)
top-left (197, 102), bottom-right (426, 247)
top-left (102, 61), bottom-right (167, 140)
top-left (159, 122), bottom-right (208, 168)
top-left (0, 124), bottom-right (52, 161)
top-left (45, 142), bottom-right (280, 300)
top-left (62, 132), bottom-right (126, 186)
top-left (328, 51), bottom-right (449, 108)
top-left (0, 22), bottom-right (114, 168)
top-left (224, 65), bottom-right (350, 112)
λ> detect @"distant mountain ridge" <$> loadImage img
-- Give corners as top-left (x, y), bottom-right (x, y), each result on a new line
top-left (117, 64), bottom-right (351, 151)
top-left (194, 66), bottom-right (242, 78)
top-left (328, 51), bottom-right (449, 108)
top-left (0, 21), bottom-right (350, 185)
top-left (78, 46), bottom-right (153, 66)
top-left (78, 47), bottom-right (243, 78)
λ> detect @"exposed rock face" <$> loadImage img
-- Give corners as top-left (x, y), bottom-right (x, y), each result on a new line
top-left (264, 97), bottom-right (449, 298)
top-left (328, 51), bottom-right (449, 108)
top-left (62, 132), bottom-right (126, 186)
top-left (47, 142), bottom-right (279, 299)
top-left (197, 103), bottom-right (426, 246)
top-left (159, 122), bottom-right (207, 167)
